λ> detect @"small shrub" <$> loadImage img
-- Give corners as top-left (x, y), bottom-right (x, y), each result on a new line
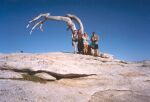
top-left (22, 74), bottom-right (47, 83)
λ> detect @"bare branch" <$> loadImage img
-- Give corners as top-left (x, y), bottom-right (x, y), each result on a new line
top-left (27, 13), bottom-right (77, 34)
top-left (66, 14), bottom-right (84, 34)
top-left (39, 23), bottom-right (44, 32)
top-left (29, 13), bottom-right (50, 23)
top-left (26, 13), bottom-right (50, 29)
top-left (30, 18), bottom-right (47, 34)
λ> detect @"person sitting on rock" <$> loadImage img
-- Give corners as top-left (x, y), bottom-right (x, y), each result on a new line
top-left (82, 32), bottom-right (89, 55)
top-left (90, 32), bottom-right (99, 56)
top-left (72, 30), bottom-right (78, 54)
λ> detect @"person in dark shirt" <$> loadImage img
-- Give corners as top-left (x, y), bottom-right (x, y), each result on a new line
top-left (77, 29), bottom-right (83, 54)
top-left (90, 32), bottom-right (99, 56)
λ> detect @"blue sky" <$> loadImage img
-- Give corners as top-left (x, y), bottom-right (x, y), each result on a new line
top-left (0, 0), bottom-right (150, 61)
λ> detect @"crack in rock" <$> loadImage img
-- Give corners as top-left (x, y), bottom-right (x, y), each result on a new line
top-left (0, 67), bottom-right (96, 80)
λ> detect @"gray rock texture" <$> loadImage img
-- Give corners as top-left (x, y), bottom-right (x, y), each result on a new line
top-left (0, 52), bottom-right (150, 102)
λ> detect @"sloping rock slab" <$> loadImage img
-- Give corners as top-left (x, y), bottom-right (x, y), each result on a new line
top-left (89, 90), bottom-right (150, 102)
top-left (34, 72), bottom-right (56, 81)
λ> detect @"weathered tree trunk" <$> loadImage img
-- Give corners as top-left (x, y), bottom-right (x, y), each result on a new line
top-left (66, 14), bottom-right (84, 34)
top-left (27, 13), bottom-right (78, 34)
top-left (27, 13), bottom-right (87, 54)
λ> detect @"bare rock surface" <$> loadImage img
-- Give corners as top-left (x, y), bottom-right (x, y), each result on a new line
top-left (34, 72), bottom-right (56, 81)
top-left (0, 52), bottom-right (150, 102)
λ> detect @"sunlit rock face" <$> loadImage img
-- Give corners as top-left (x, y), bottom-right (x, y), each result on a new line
top-left (0, 52), bottom-right (150, 102)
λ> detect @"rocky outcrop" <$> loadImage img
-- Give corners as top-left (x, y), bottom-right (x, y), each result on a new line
top-left (0, 52), bottom-right (150, 102)
top-left (100, 53), bottom-right (114, 60)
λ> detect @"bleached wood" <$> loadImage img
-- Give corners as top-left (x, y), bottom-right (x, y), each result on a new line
top-left (27, 13), bottom-right (77, 34)
top-left (66, 14), bottom-right (84, 34)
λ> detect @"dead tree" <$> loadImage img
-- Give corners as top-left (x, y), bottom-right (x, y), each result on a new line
top-left (27, 13), bottom-right (84, 34)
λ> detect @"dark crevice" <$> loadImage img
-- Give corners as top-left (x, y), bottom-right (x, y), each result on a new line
top-left (119, 61), bottom-right (128, 64)
top-left (0, 77), bottom-right (54, 83)
top-left (0, 67), bottom-right (96, 80)
top-left (144, 80), bottom-right (150, 82)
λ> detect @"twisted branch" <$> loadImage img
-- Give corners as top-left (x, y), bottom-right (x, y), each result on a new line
top-left (66, 14), bottom-right (84, 34)
top-left (27, 13), bottom-right (77, 34)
